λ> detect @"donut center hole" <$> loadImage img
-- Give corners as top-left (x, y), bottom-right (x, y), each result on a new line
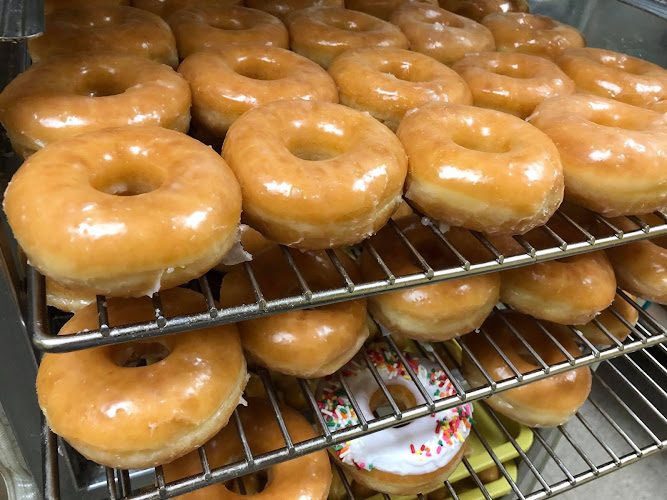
top-left (210, 17), bottom-right (248, 30)
top-left (288, 137), bottom-right (345, 161)
top-left (378, 61), bottom-right (423, 82)
top-left (588, 113), bottom-right (646, 131)
top-left (492, 65), bottom-right (533, 79)
top-left (91, 163), bottom-right (166, 196)
top-left (453, 135), bottom-right (510, 153)
top-left (328, 18), bottom-right (369, 32)
top-left (370, 385), bottom-right (416, 427)
top-left (112, 342), bottom-right (170, 367)
top-left (80, 73), bottom-right (129, 97)
top-left (226, 471), bottom-right (269, 495)
top-left (235, 58), bottom-right (285, 80)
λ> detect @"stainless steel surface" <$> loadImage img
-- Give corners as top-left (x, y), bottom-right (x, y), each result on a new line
top-left (29, 211), bottom-right (667, 353)
top-left (41, 301), bottom-right (667, 499)
top-left (0, 0), bottom-right (44, 41)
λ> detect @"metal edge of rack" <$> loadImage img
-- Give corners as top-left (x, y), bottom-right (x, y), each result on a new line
top-left (30, 217), bottom-right (667, 353)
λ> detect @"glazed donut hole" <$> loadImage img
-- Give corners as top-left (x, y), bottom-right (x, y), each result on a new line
top-left (450, 124), bottom-right (511, 153)
top-left (88, 159), bottom-right (167, 196)
top-left (232, 56), bottom-right (290, 80)
top-left (285, 129), bottom-right (348, 162)
top-left (110, 341), bottom-right (170, 367)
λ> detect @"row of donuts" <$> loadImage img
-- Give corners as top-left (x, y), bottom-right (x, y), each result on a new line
top-left (39, 282), bottom-right (600, 497)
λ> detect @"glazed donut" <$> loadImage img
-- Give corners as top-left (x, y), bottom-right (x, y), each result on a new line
top-left (46, 0), bottom-right (129, 14)
top-left (29, 6), bottom-right (178, 67)
top-left (529, 94), bottom-right (667, 217)
top-left (247, 0), bottom-right (344, 20)
top-left (168, 6), bottom-right (289, 59)
top-left (318, 347), bottom-right (473, 494)
top-left (557, 48), bottom-right (667, 108)
top-left (482, 13), bottom-right (585, 60)
top-left (452, 52), bottom-right (575, 118)
top-left (606, 215), bottom-right (667, 304)
top-left (500, 251), bottom-right (617, 324)
top-left (0, 53), bottom-right (191, 158)
top-left (651, 100), bottom-right (667, 114)
top-left (346, 0), bottom-right (437, 22)
top-left (390, 3), bottom-right (495, 66)
top-left (179, 44), bottom-right (338, 141)
top-left (132, 0), bottom-right (242, 18)
top-left (396, 102), bottom-right (564, 235)
top-left (576, 292), bottom-right (639, 346)
top-left (222, 100), bottom-right (407, 249)
top-left (328, 47), bottom-right (471, 131)
top-left (4, 126), bottom-right (241, 297)
top-left (36, 288), bottom-right (247, 469)
top-left (437, 0), bottom-right (529, 22)
top-left (286, 7), bottom-right (409, 68)
top-left (360, 215), bottom-right (500, 341)
top-left (164, 398), bottom-right (332, 499)
top-left (461, 311), bottom-right (591, 427)
top-left (220, 246), bottom-right (369, 378)
top-left (46, 279), bottom-right (95, 313)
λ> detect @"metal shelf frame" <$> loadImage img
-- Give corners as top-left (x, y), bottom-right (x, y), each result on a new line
top-left (29, 209), bottom-right (667, 353)
top-left (41, 296), bottom-right (666, 500)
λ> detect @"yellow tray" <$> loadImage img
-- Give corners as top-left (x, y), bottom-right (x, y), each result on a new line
top-left (421, 460), bottom-right (518, 500)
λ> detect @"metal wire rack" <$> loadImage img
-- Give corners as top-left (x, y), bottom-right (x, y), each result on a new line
top-left (41, 295), bottom-right (666, 499)
top-left (29, 208), bottom-right (667, 353)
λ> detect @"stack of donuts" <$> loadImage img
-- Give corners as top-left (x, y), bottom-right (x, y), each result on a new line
top-left (1, 0), bottom-right (666, 497)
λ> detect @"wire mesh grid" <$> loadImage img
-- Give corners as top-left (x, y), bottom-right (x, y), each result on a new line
top-left (29, 208), bottom-right (667, 352)
top-left (41, 296), bottom-right (666, 500)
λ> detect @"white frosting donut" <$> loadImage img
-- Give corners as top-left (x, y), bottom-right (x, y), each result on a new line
top-left (317, 348), bottom-right (473, 475)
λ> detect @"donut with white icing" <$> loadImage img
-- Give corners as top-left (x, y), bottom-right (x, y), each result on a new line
top-left (317, 348), bottom-right (473, 495)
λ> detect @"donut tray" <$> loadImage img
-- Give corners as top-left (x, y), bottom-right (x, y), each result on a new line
top-left (28, 208), bottom-right (667, 353)
top-left (41, 299), bottom-right (667, 500)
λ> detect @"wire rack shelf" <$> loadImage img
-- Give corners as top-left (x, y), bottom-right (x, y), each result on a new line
top-left (30, 208), bottom-right (667, 353)
top-left (42, 295), bottom-right (666, 500)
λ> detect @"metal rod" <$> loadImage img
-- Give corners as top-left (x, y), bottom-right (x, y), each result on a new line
top-left (118, 470), bottom-right (132, 498)
top-left (556, 211), bottom-right (595, 244)
top-left (257, 369), bottom-right (295, 454)
top-left (586, 396), bottom-right (642, 455)
top-left (388, 218), bottom-right (434, 277)
top-left (42, 421), bottom-right (60, 500)
top-left (197, 276), bottom-right (218, 318)
top-left (540, 223), bottom-right (567, 250)
top-left (96, 295), bottom-right (110, 336)
top-left (232, 409), bottom-right (254, 465)
top-left (638, 348), bottom-right (667, 376)
top-left (619, 354), bottom-right (667, 398)
top-left (198, 447), bottom-right (212, 479)
top-left (422, 219), bottom-right (471, 270)
top-left (496, 312), bottom-right (549, 370)
top-left (151, 292), bottom-right (167, 328)
top-left (590, 318), bottom-right (625, 349)
top-left (627, 215), bottom-right (650, 233)
top-left (556, 424), bottom-right (599, 474)
top-left (298, 378), bottom-right (332, 441)
top-left (593, 214), bottom-right (623, 238)
top-left (531, 429), bottom-right (576, 484)
top-left (332, 461), bottom-right (357, 499)
top-left (461, 457), bottom-right (493, 500)
top-left (513, 235), bottom-right (537, 258)
top-left (604, 361), bottom-right (667, 422)
top-left (361, 348), bottom-right (402, 418)
top-left (444, 480), bottom-right (461, 500)
top-left (617, 289), bottom-right (665, 333)
top-left (106, 468), bottom-right (119, 500)
top-left (470, 231), bottom-right (504, 263)
top-left (362, 241), bottom-right (396, 284)
top-left (243, 262), bottom-right (267, 310)
top-left (280, 246), bottom-right (313, 300)
top-left (480, 329), bottom-right (523, 381)
top-left (154, 466), bottom-right (167, 499)
top-left (575, 412), bottom-right (620, 465)
top-left (457, 338), bottom-right (497, 390)
top-left (326, 249), bottom-right (355, 292)
top-left (336, 371), bottom-right (368, 430)
top-left (567, 326), bottom-right (601, 358)
top-left (416, 342), bottom-right (466, 400)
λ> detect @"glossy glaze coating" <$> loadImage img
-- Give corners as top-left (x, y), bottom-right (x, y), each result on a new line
top-left (361, 215), bottom-right (500, 340)
top-left (396, 102), bottom-right (564, 235)
top-left (437, 0), bottom-right (528, 22)
top-left (462, 312), bottom-right (591, 427)
top-left (286, 7), bottom-right (408, 68)
top-left (132, 0), bottom-right (242, 18)
top-left (390, 3), bottom-right (495, 66)
top-left (529, 94), bottom-right (667, 217)
top-left (346, 0), bottom-right (437, 21)
top-left (0, 53), bottom-right (191, 158)
top-left (222, 99), bottom-right (408, 248)
top-left (179, 45), bottom-right (338, 140)
top-left (453, 52), bottom-right (574, 118)
top-left (652, 100), bottom-right (667, 114)
top-left (247, 0), bottom-right (344, 20)
top-left (482, 13), bottom-right (584, 60)
top-left (29, 6), bottom-right (178, 67)
top-left (168, 5), bottom-right (289, 59)
top-left (329, 47), bottom-right (471, 131)
top-left (164, 398), bottom-right (332, 499)
top-left (500, 251), bottom-right (616, 324)
top-left (558, 48), bottom-right (667, 108)
top-left (46, 278), bottom-right (95, 313)
top-left (606, 215), bottom-right (667, 305)
top-left (577, 292), bottom-right (639, 346)
top-left (37, 288), bottom-right (247, 469)
top-left (220, 247), bottom-right (368, 378)
top-left (4, 126), bottom-right (242, 297)
top-left (46, 0), bottom-right (129, 14)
